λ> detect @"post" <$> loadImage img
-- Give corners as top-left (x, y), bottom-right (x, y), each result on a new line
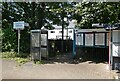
top-left (66, 25), bottom-right (68, 53)
top-left (73, 29), bottom-right (75, 58)
top-left (108, 30), bottom-right (111, 70)
top-left (61, 16), bottom-right (64, 55)
top-left (18, 29), bottom-right (20, 55)
top-left (109, 29), bottom-right (113, 70)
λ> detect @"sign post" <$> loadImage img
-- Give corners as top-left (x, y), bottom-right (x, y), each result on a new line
top-left (18, 29), bottom-right (20, 55)
top-left (13, 21), bottom-right (25, 55)
top-left (13, 21), bottom-right (29, 55)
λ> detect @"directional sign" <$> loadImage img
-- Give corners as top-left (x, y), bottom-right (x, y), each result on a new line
top-left (13, 21), bottom-right (25, 29)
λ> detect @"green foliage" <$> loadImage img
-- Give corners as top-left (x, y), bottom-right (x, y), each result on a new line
top-left (49, 2), bottom-right (76, 27)
top-left (1, 51), bottom-right (30, 58)
top-left (75, 2), bottom-right (120, 28)
top-left (16, 52), bottom-right (30, 58)
top-left (14, 57), bottom-right (30, 64)
top-left (1, 51), bottom-right (17, 58)
top-left (34, 60), bottom-right (44, 64)
top-left (0, 29), bottom-right (3, 51)
top-left (2, 27), bottom-right (17, 51)
top-left (1, 51), bottom-right (30, 64)
top-left (0, 29), bottom-right (3, 37)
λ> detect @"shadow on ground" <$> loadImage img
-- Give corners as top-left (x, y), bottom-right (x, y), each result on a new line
top-left (42, 53), bottom-right (108, 64)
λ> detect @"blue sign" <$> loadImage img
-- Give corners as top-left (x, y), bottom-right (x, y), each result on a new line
top-left (13, 21), bottom-right (25, 29)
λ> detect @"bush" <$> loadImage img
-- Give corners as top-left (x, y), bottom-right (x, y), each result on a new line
top-left (14, 57), bottom-right (30, 64)
top-left (2, 27), bottom-right (30, 54)
top-left (2, 27), bottom-right (17, 51)
top-left (15, 52), bottom-right (30, 58)
top-left (1, 51), bottom-right (17, 58)
top-left (1, 51), bottom-right (30, 58)
top-left (34, 60), bottom-right (44, 64)
top-left (1, 51), bottom-right (30, 65)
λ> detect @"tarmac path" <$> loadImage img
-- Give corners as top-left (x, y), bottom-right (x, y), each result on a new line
top-left (2, 59), bottom-right (118, 79)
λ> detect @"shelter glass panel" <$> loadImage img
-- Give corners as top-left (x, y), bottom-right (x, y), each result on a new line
top-left (85, 34), bottom-right (93, 46)
top-left (95, 33), bottom-right (105, 45)
top-left (112, 30), bottom-right (120, 42)
top-left (31, 33), bottom-right (40, 47)
top-left (41, 34), bottom-right (47, 46)
top-left (107, 33), bottom-right (109, 46)
top-left (76, 33), bottom-right (83, 45)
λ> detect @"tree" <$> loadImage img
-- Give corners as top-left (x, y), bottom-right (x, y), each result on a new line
top-left (2, 2), bottom-right (75, 53)
top-left (49, 2), bottom-right (77, 53)
top-left (2, 2), bottom-right (44, 52)
top-left (75, 2), bottom-right (120, 28)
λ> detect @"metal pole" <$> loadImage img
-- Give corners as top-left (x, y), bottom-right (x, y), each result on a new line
top-left (39, 31), bottom-right (41, 61)
top-left (108, 30), bottom-right (111, 70)
top-left (62, 16), bottom-right (64, 55)
top-left (110, 29), bottom-right (113, 70)
top-left (66, 25), bottom-right (68, 53)
top-left (18, 29), bottom-right (20, 55)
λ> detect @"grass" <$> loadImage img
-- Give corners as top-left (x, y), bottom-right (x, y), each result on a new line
top-left (34, 60), bottom-right (44, 64)
top-left (1, 51), bottom-right (45, 65)
top-left (1, 51), bottom-right (30, 65)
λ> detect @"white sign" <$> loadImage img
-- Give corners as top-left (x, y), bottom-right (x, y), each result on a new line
top-left (13, 21), bottom-right (25, 29)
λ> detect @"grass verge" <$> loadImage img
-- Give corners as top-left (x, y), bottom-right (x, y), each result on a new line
top-left (1, 52), bottom-right (30, 65)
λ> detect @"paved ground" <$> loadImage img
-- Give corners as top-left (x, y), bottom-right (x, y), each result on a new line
top-left (118, 72), bottom-right (120, 79)
top-left (0, 59), bottom-right (2, 80)
top-left (2, 59), bottom-right (118, 79)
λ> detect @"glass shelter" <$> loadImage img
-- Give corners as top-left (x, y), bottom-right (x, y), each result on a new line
top-left (31, 30), bottom-right (48, 61)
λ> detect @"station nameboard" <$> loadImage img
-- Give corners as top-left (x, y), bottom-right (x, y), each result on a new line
top-left (13, 21), bottom-right (24, 29)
